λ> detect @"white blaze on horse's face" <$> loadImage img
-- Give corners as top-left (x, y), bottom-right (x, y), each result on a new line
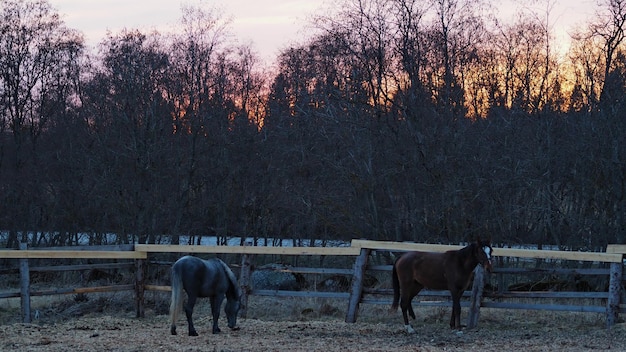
top-left (482, 246), bottom-right (493, 271)
top-left (483, 246), bottom-right (492, 261)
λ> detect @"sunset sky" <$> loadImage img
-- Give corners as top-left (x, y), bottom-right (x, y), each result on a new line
top-left (48, 0), bottom-right (597, 64)
top-left (49, 0), bottom-right (319, 63)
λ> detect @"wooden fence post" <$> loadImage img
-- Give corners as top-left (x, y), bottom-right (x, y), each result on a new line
top-left (467, 265), bottom-right (485, 329)
top-left (135, 258), bottom-right (145, 318)
top-left (239, 253), bottom-right (253, 318)
top-left (606, 261), bottom-right (623, 328)
top-left (19, 242), bottom-right (31, 324)
top-left (345, 248), bottom-right (370, 323)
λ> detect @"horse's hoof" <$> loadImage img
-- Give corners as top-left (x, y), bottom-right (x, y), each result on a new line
top-left (230, 326), bottom-right (241, 331)
top-left (170, 328), bottom-right (177, 335)
top-left (212, 328), bottom-right (221, 334)
top-left (189, 331), bottom-right (198, 337)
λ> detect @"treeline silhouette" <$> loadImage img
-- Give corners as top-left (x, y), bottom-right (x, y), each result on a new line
top-left (1, 0), bottom-right (625, 249)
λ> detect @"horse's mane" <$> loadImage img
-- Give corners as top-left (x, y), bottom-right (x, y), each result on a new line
top-left (463, 241), bottom-right (488, 253)
top-left (216, 258), bottom-right (242, 300)
top-left (457, 242), bottom-right (476, 255)
top-left (455, 242), bottom-right (482, 265)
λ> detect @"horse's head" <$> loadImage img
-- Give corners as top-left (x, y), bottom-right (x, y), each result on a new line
top-left (225, 296), bottom-right (241, 330)
top-left (475, 238), bottom-right (493, 273)
top-left (220, 259), bottom-right (243, 330)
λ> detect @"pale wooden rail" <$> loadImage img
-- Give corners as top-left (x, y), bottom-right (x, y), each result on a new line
top-left (606, 244), bottom-right (626, 255)
top-left (351, 239), bottom-right (624, 262)
top-left (0, 250), bottom-right (146, 259)
top-left (135, 244), bottom-right (359, 256)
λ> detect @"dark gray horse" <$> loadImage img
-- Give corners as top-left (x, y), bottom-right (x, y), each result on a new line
top-left (169, 256), bottom-right (242, 336)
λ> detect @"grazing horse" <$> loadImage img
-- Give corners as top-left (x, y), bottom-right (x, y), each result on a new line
top-left (169, 256), bottom-right (242, 336)
top-left (391, 239), bottom-right (493, 333)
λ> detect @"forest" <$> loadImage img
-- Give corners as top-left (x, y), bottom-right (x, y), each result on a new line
top-left (1, 0), bottom-right (625, 250)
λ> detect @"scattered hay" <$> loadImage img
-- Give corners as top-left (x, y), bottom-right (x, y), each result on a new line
top-left (0, 295), bottom-right (624, 351)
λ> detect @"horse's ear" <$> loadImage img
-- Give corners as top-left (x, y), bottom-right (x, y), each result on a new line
top-left (476, 235), bottom-right (492, 246)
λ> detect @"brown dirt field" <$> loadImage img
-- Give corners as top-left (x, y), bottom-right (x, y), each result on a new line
top-left (1, 295), bottom-right (625, 351)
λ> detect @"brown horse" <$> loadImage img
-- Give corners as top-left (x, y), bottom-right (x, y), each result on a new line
top-left (391, 239), bottom-right (493, 333)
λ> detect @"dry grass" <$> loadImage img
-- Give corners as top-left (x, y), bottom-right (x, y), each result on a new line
top-left (1, 292), bottom-right (625, 351)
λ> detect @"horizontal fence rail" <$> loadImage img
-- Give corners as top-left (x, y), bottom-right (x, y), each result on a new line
top-left (351, 239), bottom-right (624, 262)
top-left (0, 240), bottom-right (624, 328)
top-left (0, 250), bottom-right (146, 259)
top-left (135, 244), bottom-right (360, 256)
top-left (0, 285), bottom-right (134, 299)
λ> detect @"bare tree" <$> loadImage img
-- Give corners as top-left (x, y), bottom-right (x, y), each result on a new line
top-left (166, 3), bottom-right (232, 244)
top-left (568, 33), bottom-right (604, 111)
top-left (314, 0), bottom-right (397, 113)
top-left (589, 0), bottom-right (626, 106)
top-left (429, 0), bottom-right (488, 116)
top-left (81, 30), bottom-right (172, 244)
top-left (0, 0), bottom-right (83, 246)
top-left (390, 0), bottom-right (434, 120)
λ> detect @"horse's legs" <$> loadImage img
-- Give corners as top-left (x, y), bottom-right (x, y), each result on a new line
top-left (209, 295), bottom-right (225, 334)
top-left (400, 285), bottom-right (421, 334)
top-left (408, 300), bottom-right (416, 320)
top-left (400, 299), bottom-right (414, 334)
top-left (184, 295), bottom-right (199, 336)
top-left (449, 290), bottom-right (463, 329)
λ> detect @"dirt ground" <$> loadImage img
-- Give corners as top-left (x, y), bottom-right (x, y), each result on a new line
top-left (1, 295), bottom-right (625, 351)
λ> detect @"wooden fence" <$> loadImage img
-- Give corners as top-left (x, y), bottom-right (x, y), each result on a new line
top-left (351, 240), bottom-right (625, 328)
top-left (1, 240), bottom-right (624, 328)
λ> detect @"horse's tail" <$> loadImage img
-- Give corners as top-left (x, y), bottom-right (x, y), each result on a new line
top-left (391, 258), bottom-right (400, 311)
top-left (169, 261), bottom-right (184, 329)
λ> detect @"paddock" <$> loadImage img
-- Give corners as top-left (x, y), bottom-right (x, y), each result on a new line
top-left (1, 295), bottom-right (625, 352)
top-left (0, 240), bottom-right (626, 351)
